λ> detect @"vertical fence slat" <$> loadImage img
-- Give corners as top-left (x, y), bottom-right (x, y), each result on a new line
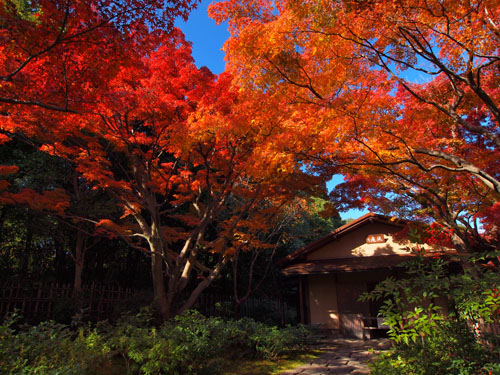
top-left (0, 284), bottom-right (294, 327)
top-left (0, 283), bottom-right (147, 321)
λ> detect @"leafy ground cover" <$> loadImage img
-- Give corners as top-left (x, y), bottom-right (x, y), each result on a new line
top-left (0, 309), bottom-right (316, 375)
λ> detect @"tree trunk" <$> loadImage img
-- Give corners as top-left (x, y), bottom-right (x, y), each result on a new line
top-left (149, 235), bottom-right (170, 320)
top-left (21, 217), bottom-right (33, 277)
top-left (177, 259), bottom-right (227, 316)
top-left (74, 259), bottom-right (83, 293)
top-left (450, 229), bottom-right (482, 279)
top-left (73, 229), bottom-right (85, 294)
top-left (233, 301), bottom-right (241, 319)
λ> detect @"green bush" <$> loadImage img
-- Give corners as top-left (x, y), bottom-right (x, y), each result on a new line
top-left (370, 321), bottom-right (498, 375)
top-left (362, 250), bottom-right (500, 375)
top-left (0, 310), bottom-right (312, 375)
top-left (0, 315), bottom-right (111, 375)
top-left (109, 310), bottom-right (311, 373)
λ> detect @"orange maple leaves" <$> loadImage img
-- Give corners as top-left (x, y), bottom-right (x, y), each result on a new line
top-left (210, 0), bottom-right (500, 248)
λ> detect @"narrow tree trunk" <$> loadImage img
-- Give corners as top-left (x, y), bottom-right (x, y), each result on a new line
top-left (150, 236), bottom-right (170, 320)
top-left (177, 259), bottom-right (227, 316)
top-left (54, 233), bottom-right (67, 282)
top-left (450, 230), bottom-right (482, 279)
top-left (233, 302), bottom-right (241, 320)
top-left (22, 218), bottom-right (33, 277)
top-left (74, 259), bottom-right (83, 293)
top-left (177, 277), bottom-right (212, 315)
top-left (73, 229), bottom-right (85, 294)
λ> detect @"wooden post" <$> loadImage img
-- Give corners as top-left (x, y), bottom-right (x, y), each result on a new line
top-left (299, 277), bottom-right (305, 324)
top-left (48, 283), bottom-right (55, 317)
top-left (34, 284), bottom-right (42, 314)
top-left (279, 298), bottom-right (285, 326)
top-left (5, 284), bottom-right (13, 315)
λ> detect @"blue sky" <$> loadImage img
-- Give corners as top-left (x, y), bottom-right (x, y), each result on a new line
top-left (176, 2), bottom-right (368, 220)
top-left (175, 0), bottom-right (228, 74)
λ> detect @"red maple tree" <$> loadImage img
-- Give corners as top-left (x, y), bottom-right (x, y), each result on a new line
top-left (4, 26), bottom-right (310, 318)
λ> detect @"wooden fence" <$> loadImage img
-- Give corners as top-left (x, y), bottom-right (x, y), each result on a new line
top-left (0, 283), bottom-right (292, 324)
top-left (0, 283), bottom-right (149, 322)
top-left (196, 293), bottom-right (292, 324)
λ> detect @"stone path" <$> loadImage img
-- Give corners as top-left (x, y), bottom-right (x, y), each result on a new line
top-left (278, 338), bottom-right (391, 375)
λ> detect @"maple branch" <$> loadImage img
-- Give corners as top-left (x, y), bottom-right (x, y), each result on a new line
top-left (177, 255), bottom-right (229, 315)
top-left (389, 28), bottom-right (500, 143)
top-left (313, 27), bottom-right (439, 75)
top-left (131, 233), bottom-right (150, 240)
top-left (176, 217), bottom-right (211, 278)
top-left (62, 212), bottom-right (170, 260)
top-left (361, 36), bottom-right (499, 147)
top-left (397, 79), bottom-right (500, 148)
top-left (264, 57), bottom-right (323, 100)
top-left (174, 147), bottom-right (243, 285)
top-left (176, 216), bottom-right (220, 294)
top-left (122, 238), bottom-right (160, 257)
top-left (413, 148), bottom-right (500, 194)
top-left (1, 2), bottom-right (162, 82)
top-left (350, 126), bottom-right (500, 194)
top-left (421, 13), bottom-right (499, 61)
top-left (484, 7), bottom-right (500, 38)
top-left (0, 0), bottom-right (72, 82)
top-left (57, 217), bottom-right (96, 238)
top-left (0, 97), bottom-right (80, 113)
top-left (233, 237), bottom-right (279, 306)
top-left (322, 20), bottom-right (500, 148)
top-left (344, 128), bottom-right (451, 212)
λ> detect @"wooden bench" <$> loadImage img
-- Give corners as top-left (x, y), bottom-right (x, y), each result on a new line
top-left (361, 316), bottom-right (390, 340)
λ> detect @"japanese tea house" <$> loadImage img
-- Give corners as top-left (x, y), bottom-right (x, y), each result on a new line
top-left (281, 213), bottom-right (452, 339)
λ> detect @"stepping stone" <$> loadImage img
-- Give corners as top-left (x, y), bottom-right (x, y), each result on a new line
top-left (327, 360), bottom-right (350, 366)
top-left (277, 337), bottom-right (389, 375)
top-left (326, 366), bottom-right (356, 374)
top-left (349, 370), bottom-right (371, 375)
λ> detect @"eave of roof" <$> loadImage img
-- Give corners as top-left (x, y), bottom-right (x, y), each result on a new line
top-left (282, 252), bottom-right (458, 275)
top-left (279, 212), bottom-right (407, 265)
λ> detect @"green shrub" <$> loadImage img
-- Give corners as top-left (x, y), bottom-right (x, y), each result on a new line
top-left (245, 322), bottom-right (311, 360)
top-left (0, 310), bottom-right (312, 375)
top-left (370, 321), bottom-right (498, 375)
top-left (362, 250), bottom-right (500, 375)
top-left (107, 310), bottom-right (311, 374)
top-left (0, 315), bottom-right (111, 375)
